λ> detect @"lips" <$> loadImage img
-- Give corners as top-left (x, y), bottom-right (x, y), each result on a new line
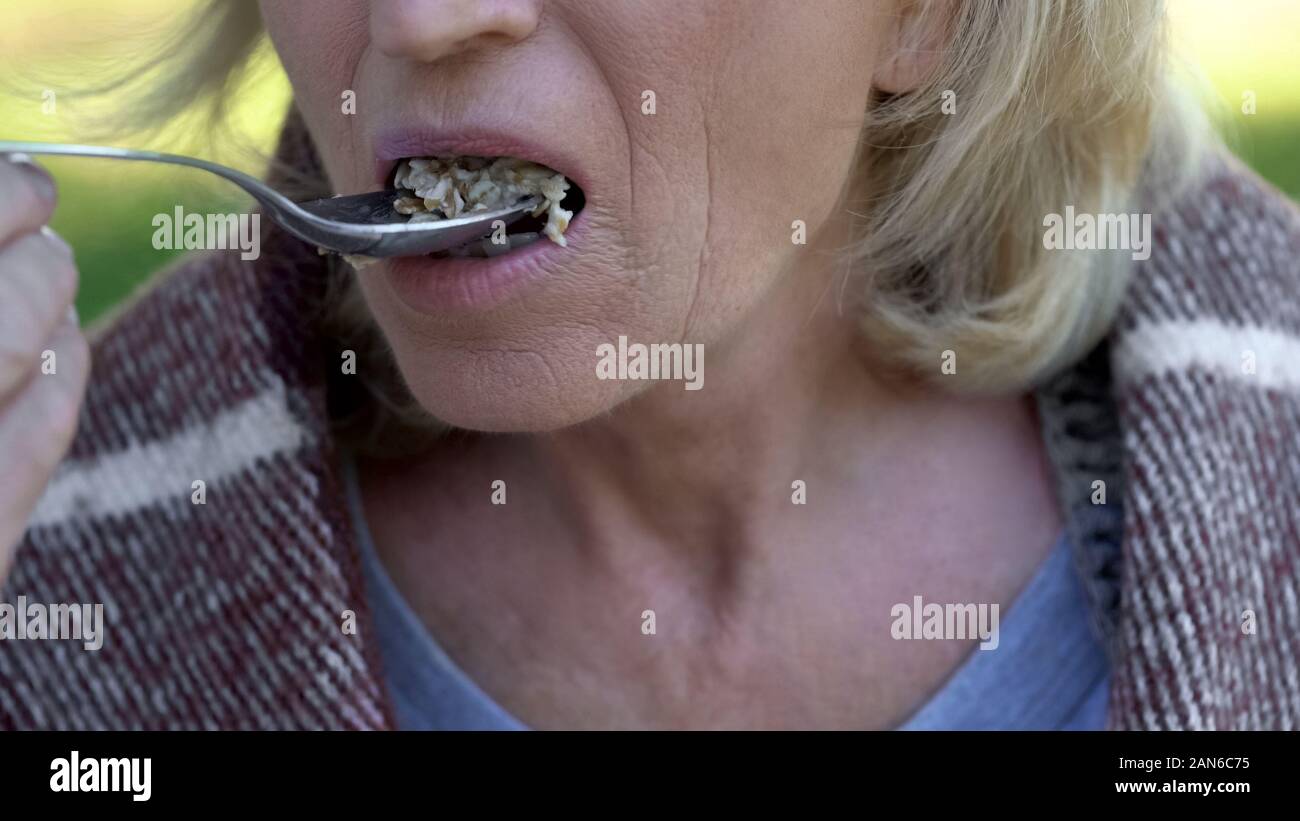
top-left (369, 126), bottom-right (592, 312)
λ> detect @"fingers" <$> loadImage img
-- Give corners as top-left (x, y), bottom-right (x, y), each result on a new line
top-left (0, 154), bottom-right (85, 575)
top-left (0, 153), bottom-right (59, 247)
top-left (0, 308), bottom-right (89, 568)
top-left (0, 227), bottom-right (79, 403)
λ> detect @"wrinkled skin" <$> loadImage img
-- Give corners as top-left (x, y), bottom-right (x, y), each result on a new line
top-left (261, 0), bottom-right (879, 431)
top-left (256, 0), bottom-right (1063, 729)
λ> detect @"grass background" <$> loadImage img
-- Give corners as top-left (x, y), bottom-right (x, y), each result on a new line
top-left (1, 0), bottom-right (1298, 323)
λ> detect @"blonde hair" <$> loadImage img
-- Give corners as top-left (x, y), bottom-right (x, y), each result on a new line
top-left (852, 1), bottom-right (1205, 391)
top-left (110, 0), bottom-right (1208, 438)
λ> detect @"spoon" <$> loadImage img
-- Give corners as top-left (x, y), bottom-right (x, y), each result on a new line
top-left (0, 141), bottom-right (542, 258)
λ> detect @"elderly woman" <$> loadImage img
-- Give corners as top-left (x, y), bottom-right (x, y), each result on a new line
top-left (0, 0), bottom-right (1296, 730)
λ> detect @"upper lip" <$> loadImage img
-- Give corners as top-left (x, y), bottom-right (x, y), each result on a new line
top-left (372, 125), bottom-right (588, 195)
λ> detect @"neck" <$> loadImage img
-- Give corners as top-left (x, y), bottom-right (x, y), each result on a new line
top-left (523, 238), bottom-right (1053, 572)
top-left (536, 259), bottom-right (866, 541)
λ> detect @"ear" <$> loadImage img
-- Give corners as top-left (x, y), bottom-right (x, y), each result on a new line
top-left (873, 1), bottom-right (950, 94)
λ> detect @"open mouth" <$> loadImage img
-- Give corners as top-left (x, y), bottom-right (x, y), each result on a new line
top-left (390, 155), bottom-right (587, 259)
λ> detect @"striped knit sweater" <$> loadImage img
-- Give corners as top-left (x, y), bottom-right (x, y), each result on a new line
top-left (1, 126), bottom-right (1297, 729)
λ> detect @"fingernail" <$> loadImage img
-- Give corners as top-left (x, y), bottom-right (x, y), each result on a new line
top-left (66, 304), bottom-right (79, 327)
top-left (7, 152), bottom-right (57, 204)
top-left (41, 224), bottom-right (72, 256)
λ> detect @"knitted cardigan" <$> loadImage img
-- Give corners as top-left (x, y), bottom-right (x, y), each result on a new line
top-left (1, 118), bottom-right (1297, 730)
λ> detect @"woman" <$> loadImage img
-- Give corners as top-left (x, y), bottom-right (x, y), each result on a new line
top-left (0, 0), bottom-right (1296, 730)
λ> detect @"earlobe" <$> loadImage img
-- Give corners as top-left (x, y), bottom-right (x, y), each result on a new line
top-left (873, 2), bottom-right (949, 95)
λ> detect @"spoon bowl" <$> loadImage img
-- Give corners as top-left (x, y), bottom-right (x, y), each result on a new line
top-left (0, 141), bottom-right (542, 258)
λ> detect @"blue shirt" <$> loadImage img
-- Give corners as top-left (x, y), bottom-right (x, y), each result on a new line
top-left (343, 454), bottom-right (1109, 730)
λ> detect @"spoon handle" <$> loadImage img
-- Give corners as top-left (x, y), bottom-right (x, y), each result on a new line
top-left (0, 141), bottom-right (298, 215)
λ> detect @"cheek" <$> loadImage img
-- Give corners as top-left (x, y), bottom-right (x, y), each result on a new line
top-left (259, 1), bottom-right (369, 188)
top-left (259, 1), bottom-right (357, 87)
top-left (615, 3), bottom-right (876, 338)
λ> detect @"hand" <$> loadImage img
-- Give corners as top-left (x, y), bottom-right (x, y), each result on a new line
top-left (0, 153), bottom-right (89, 580)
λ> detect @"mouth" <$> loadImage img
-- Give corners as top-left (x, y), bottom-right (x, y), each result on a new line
top-left (387, 155), bottom-right (587, 259)
top-left (369, 129), bottom-right (593, 312)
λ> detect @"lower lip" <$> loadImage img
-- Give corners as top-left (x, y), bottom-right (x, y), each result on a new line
top-left (384, 212), bottom-right (587, 314)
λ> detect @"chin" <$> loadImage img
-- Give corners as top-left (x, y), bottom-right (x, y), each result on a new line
top-left (393, 345), bottom-right (642, 434)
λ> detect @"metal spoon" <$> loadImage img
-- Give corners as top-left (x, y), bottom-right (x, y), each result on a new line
top-left (0, 141), bottom-right (541, 258)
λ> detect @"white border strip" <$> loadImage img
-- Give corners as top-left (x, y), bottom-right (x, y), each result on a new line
top-left (28, 376), bottom-right (309, 530)
top-left (1114, 317), bottom-right (1300, 393)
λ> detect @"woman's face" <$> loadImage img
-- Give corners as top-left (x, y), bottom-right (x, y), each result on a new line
top-left (259, 0), bottom-right (881, 432)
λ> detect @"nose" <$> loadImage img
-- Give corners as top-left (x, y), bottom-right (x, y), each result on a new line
top-left (370, 0), bottom-right (542, 62)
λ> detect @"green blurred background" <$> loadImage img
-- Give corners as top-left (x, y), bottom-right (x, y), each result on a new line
top-left (1, 0), bottom-right (1298, 324)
